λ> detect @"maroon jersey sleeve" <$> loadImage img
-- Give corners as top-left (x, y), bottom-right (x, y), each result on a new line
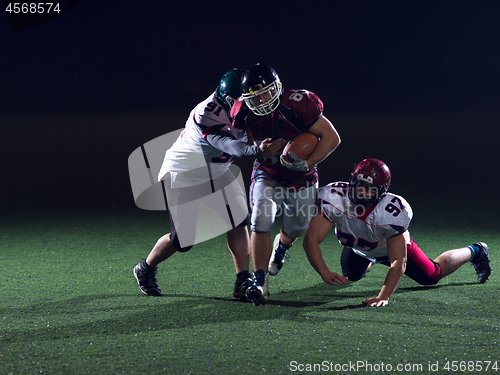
top-left (279, 89), bottom-right (324, 131)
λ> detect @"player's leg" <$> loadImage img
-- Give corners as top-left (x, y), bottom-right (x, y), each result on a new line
top-left (250, 231), bottom-right (273, 273)
top-left (219, 167), bottom-right (252, 276)
top-left (227, 217), bottom-right (253, 300)
top-left (269, 183), bottom-right (317, 275)
top-left (433, 248), bottom-right (472, 277)
top-left (403, 238), bottom-right (491, 285)
top-left (134, 232), bottom-right (177, 297)
top-left (145, 233), bottom-right (178, 268)
top-left (227, 224), bottom-right (250, 273)
top-left (278, 228), bottom-right (297, 248)
top-left (268, 228), bottom-right (295, 275)
top-left (134, 211), bottom-right (193, 296)
top-left (205, 166), bottom-right (253, 299)
top-left (340, 247), bottom-right (372, 281)
top-left (396, 238), bottom-right (441, 285)
top-left (246, 231), bottom-right (272, 305)
top-left (434, 242), bottom-right (491, 283)
top-left (246, 171), bottom-right (282, 305)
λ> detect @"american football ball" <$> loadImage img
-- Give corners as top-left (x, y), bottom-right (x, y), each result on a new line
top-left (282, 133), bottom-right (319, 162)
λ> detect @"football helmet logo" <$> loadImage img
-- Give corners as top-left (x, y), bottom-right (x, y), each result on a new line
top-left (348, 158), bottom-right (392, 206)
top-left (241, 64), bottom-right (282, 116)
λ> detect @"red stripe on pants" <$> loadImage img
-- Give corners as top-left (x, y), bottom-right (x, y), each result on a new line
top-left (407, 238), bottom-right (442, 281)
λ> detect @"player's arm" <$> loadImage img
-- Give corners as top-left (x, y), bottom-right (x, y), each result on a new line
top-left (206, 133), bottom-right (287, 158)
top-left (363, 234), bottom-right (407, 307)
top-left (303, 213), bottom-right (348, 286)
top-left (304, 116), bottom-right (341, 167)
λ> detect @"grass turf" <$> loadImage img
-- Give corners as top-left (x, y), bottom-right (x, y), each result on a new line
top-left (0, 206), bottom-right (498, 375)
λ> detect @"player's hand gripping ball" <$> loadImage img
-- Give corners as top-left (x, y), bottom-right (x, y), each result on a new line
top-left (280, 132), bottom-right (319, 172)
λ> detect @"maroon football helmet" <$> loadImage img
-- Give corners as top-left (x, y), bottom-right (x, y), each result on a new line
top-left (348, 158), bottom-right (392, 206)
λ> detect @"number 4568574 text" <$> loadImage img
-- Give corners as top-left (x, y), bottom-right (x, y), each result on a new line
top-left (5, 3), bottom-right (61, 14)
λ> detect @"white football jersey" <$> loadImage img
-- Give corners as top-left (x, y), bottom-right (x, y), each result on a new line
top-left (318, 182), bottom-right (413, 260)
top-left (158, 91), bottom-right (246, 187)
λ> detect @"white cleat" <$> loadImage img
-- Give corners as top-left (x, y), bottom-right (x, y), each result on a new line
top-left (268, 234), bottom-right (289, 276)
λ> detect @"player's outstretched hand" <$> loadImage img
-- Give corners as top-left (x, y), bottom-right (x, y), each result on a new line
top-left (362, 297), bottom-right (389, 307)
top-left (259, 138), bottom-right (288, 158)
top-left (321, 271), bottom-right (348, 286)
top-left (280, 151), bottom-right (309, 172)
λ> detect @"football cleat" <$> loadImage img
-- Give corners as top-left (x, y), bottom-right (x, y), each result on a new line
top-left (233, 271), bottom-right (253, 301)
top-left (268, 234), bottom-right (290, 276)
top-left (470, 242), bottom-right (492, 284)
top-left (245, 270), bottom-right (269, 306)
top-left (133, 259), bottom-right (163, 296)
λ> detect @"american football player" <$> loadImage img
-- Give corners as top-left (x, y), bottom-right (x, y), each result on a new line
top-left (134, 68), bottom-right (287, 300)
top-left (304, 158), bottom-right (492, 307)
top-left (230, 63), bottom-right (341, 305)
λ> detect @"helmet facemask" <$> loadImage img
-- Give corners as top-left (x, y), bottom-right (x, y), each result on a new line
top-left (348, 174), bottom-right (390, 207)
top-left (241, 80), bottom-right (282, 116)
top-left (347, 158), bottom-right (392, 207)
top-left (223, 95), bottom-right (236, 109)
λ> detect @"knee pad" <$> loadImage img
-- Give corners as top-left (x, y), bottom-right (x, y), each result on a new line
top-left (250, 219), bottom-right (274, 233)
top-left (250, 199), bottom-right (276, 233)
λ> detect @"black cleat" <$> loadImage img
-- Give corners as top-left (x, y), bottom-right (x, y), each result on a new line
top-left (245, 283), bottom-right (267, 306)
top-left (233, 271), bottom-right (253, 301)
top-left (245, 270), bottom-right (269, 306)
top-left (134, 259), bottom-right (163, 296)
top-left (470, 242), bottom-right (492, 284)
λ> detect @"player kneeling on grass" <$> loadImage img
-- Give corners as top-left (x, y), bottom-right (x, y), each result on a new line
top-left (303, 158), bottom-right (492, 307)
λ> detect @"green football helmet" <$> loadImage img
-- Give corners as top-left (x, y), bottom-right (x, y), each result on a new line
top-left (217, 68), bottom-right (248, 110)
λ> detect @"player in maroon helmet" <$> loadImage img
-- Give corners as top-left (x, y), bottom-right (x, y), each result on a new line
top-left (304, 158), bottom-right (492, 307)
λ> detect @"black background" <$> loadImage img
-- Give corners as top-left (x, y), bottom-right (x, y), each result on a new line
top-left (1, 1), bottom-right (499, 216)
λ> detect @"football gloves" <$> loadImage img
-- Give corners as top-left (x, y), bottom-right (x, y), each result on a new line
top-left (280, 152), bottom-right (309, 172)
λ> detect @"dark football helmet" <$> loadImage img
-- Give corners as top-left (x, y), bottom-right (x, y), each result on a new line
top-left (217, 68), bottom-right (248, 110)
top-left (348, 158), bottom-right (392, 206)
top-left (241, 63), bottom-right (282, 116)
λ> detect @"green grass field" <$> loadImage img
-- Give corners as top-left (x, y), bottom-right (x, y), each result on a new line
top-left (1, 204), bottom-right (498, 375)
top-left (1, 111), bottom-right (498, 374)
